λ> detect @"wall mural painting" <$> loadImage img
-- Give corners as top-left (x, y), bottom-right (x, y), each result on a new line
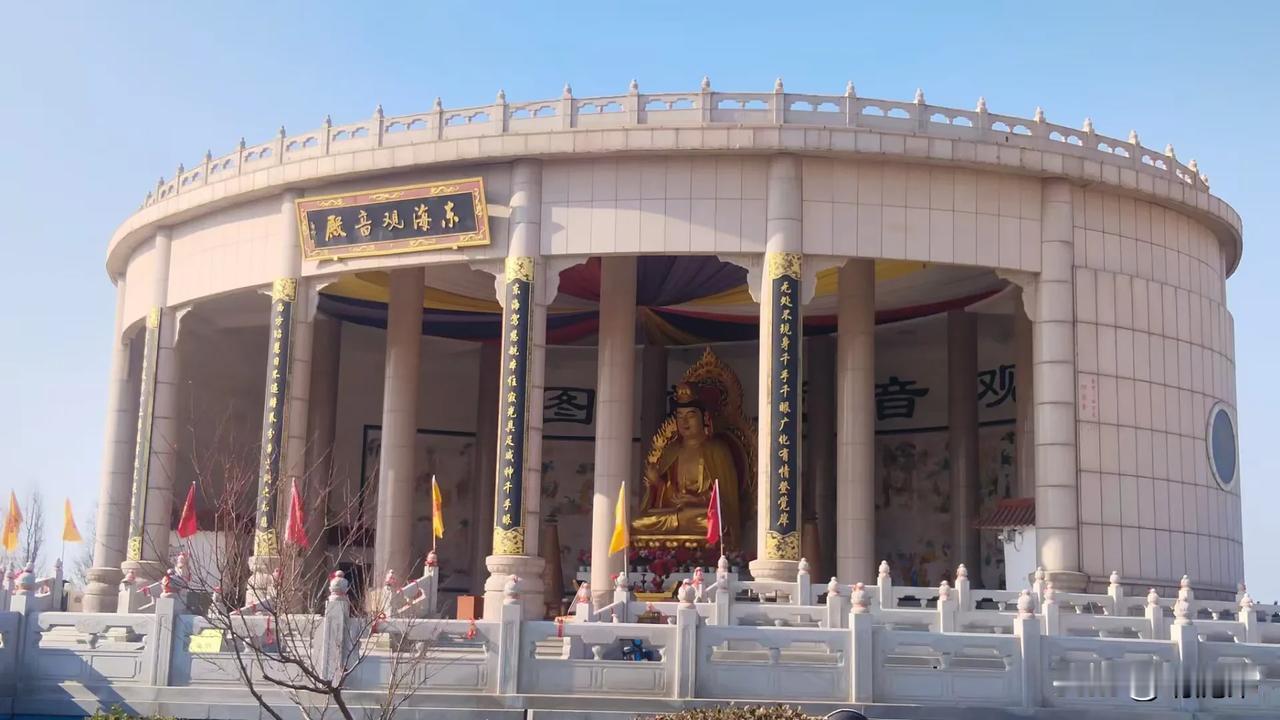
top-left (875, 424), bottom-right (1016, 589)
top-left (538, 438), bottom-right (602, 590)
top-left (361, 427), bottom-right (477, 591)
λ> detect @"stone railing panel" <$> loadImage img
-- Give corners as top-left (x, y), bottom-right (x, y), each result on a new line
top-left (0, 611), bottom-right (17, 686)
top-left (346, 618), bottom-right (499, 694)
top-left (1040, 635), bottom-right (1181, 709)
top-left (695, 624), bottom-right (850, 702)
top-left (26, 612), bottom-right (155, 687)
top-left (1198, 640), bottom-right (1280, 711)
top-left (518, 620), bottom-right (675, 697)
top-left (873, 628), bottom-right (1022, 706)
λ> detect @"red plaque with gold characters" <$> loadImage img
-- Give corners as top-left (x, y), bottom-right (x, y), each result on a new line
top-left (295, 177), bottom-right (490, 260)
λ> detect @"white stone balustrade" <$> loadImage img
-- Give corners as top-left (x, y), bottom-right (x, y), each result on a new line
top-left (137, 79), bottom-right (1219, 214)
top-left (7, 563), bottom-right (1280, 717)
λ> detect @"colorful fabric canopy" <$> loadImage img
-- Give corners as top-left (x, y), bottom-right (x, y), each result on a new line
top-left (317, 256), bottom-right (1003, 346)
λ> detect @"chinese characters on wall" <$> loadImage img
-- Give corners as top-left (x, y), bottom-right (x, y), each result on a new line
top-left (874, 364), bottom-right (1018, 422)
top-left (543, 388), bottom-right (595, 425)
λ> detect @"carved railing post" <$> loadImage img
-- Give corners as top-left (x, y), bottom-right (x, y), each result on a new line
top-left (844, 81), bottom-right (857, 127)
top-left (1145, 588), bottom-right (1166, 641)
top-left (674, 583), bottom-right (699, 699)
top-left (560, 84), bottom-right (574, 131)
top-left (849, 582), bottom-right (873, 703)
top-left (876, 560), bottom-right (893, 610)
top-left (1013, 590), bottom-right (1041, 709)
top-left (699, 76), bottom-right (713, 124)
top-left (825, 578), bottom-right (847, 630)
top-left (937, 581), bottom-right (956, 632)
top-left (318, 571), bottom-right (352, 684)
top-left (1106, 570), bottom-right (1124, 615)
top-left (1171, 579), bottom-right (1199, 711)
top-left (147, 589), bottom-right (177, 686)
top-left (496, 576), bottom-right (522, 695)
top-left (627, 79), bottom-right (640, 125)
top-left (494, 89), bottom-right (509, 134)
top-left (955, 563), bottom-right (971, 612)
top-left (1240, 593), bottom-right (1259, 644)
top-left (713, 556), bottom-right (732, 626)
top-left (373, 104), bottom-right (385, 148)
top-left (432, 97), bottom-right (444, 140)
top-left (796, 558), bottom-right (812, 606)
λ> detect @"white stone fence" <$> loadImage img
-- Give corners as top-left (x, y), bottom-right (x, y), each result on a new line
top-left (141, 79), bottom-right (1211, 209)
top-left (5, 561), bottom-right (1280, 715)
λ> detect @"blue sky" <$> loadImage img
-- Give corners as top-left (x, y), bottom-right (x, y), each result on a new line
top-left (1, 3), bottom-right (1277, 596)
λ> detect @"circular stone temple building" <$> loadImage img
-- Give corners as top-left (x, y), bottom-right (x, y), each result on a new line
top-left (84, 79), bottom-right (1245, 618)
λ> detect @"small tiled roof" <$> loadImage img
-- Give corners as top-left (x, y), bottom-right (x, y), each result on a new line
top-left (974, 497), bottom-right (1036, 529)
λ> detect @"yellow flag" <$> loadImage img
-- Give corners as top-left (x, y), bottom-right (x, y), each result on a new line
top-left (1, 491), bottom-right (21, 553)
top-left (431, 475), bottom-right (444, 540)
top-left (608, 481), bottom-right (628, 555)
top-left (62, 498), bottom-right (83, 543)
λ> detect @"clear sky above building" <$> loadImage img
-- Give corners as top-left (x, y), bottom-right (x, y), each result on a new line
top-left (1, 2), bottom-right (1276, 596)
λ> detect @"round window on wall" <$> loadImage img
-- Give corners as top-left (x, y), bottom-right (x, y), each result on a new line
top-left (1206, 402), bottom-right (1238, 489)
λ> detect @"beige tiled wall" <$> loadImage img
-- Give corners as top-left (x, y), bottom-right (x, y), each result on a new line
top-left (540, 157), bottom-right (768, 255)
top-left (801, 159), bottom-right (1042, 271)
top-left (121, 235), bottom-right (160, 329)
top-left (1072, 188), bottom-right (1240, 596)
top-left (538, 157), bottom-right (1043, 272)
top-left (167, 197), bottom-right (280, 307)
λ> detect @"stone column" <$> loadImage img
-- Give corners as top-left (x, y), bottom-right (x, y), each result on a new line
top-left (484, 158), bottom-right (547, 619)
top-left (248, 190), bottom-right (309, 600)
top-left (836, 259), bottom-right (876, 584)
top-left (751, 154), bottom-right (803, 583)
top-left (948, 311), bottom-right (981, 584)
top-left (84, 277), bottom-right (140, 612)
top-left (469, 341), bottom-right (500, 595)
top-left (246, 278), bottom-right (299, 600)
top-left (303, 314), bottom-right (341, 575)
top-left (805, 336), bottom-right (836, 581)
top-left (121, 229), bottom-right (178, 584)
top-left (1036, 179), bottom-right (1085, 590)
top-left (372, 268), bottom-right (425, 585)
top-left (590, 256), bottom-right (637, 606)
top-left (1013, 298), bottom-right (1035, 498)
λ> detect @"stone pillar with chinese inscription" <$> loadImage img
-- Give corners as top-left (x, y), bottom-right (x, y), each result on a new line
top-left (85, 276), bottom-right (140, 612)
top-left (484, 158), bottom-right (546, 620)
top-left (750, 154), bottom-right (804, 584)
top-left (246, 278), bottom-right (298, 601)
top-left (121, 230), bottom-right (180, 586)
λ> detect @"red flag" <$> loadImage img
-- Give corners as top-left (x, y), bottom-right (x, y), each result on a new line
top-left (705, 479), bottom-right (722, 545)
top-left (285, 480), bottom-right (310, 549)
top-left (176, 484), bottom-right (198, 539)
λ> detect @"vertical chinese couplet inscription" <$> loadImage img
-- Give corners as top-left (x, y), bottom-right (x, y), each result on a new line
top-left (126, 308), bottom-right (163, 562)
top-left (253, 279), bottom-right (296, 557)
top-left (765, 252), bottom-right (802, 561)
top-left (492, 257), bottom-right (533, 556)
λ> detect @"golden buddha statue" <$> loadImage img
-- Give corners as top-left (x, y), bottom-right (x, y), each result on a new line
top-left (631, 377), bottom-right (746, 549)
